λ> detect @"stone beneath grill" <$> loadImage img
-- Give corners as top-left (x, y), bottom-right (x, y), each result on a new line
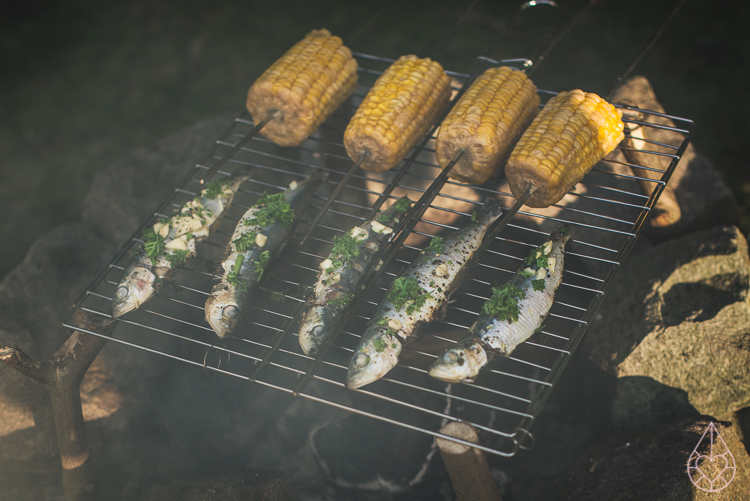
top-left (582, 225), bottom-right (750, 435)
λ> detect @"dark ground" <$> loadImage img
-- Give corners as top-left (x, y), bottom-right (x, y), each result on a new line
top-left (1, 0), bottom-right (749, 498)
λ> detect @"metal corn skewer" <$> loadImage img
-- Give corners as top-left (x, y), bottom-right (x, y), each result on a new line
top-left (198, 114), bottom-right (276, 185)
top-left (298, 151), bottom-right (369, 246)
top-left (294, 150), bottom-right (465, 394)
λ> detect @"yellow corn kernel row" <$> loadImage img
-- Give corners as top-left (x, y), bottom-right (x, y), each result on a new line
top-left (246, 29), bottom-right (358, 147)
top-left (344, 55), bottom-right (452, 173)
top-left (436, 66), bottom-right (540, 184)
top-left (506, 89), bottom-right (625, 208)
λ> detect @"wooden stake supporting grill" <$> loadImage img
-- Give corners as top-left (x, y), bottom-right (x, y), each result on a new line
top-left (63, 53), bottom-right (692, 458)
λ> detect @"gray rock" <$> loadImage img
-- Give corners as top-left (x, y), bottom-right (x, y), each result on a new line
top-left (583, 225), bottom-right (750, 434)
top-left (0, 113), bottom-right (238, 501)
top-left (549, 416), bottom-right (750, 500)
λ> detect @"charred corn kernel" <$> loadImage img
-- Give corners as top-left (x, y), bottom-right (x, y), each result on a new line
top-left (436, 66), bottom-right (540, 184)
top-left (344, 55), bottom-right (452, 172)
top-left (246, 29), bottom-right (358, 147)
top-left (506, 89), bottom-right (625, 208)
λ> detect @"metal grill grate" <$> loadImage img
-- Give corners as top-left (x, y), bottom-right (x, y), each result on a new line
top-left (63, 53), bottom-right (692, 457)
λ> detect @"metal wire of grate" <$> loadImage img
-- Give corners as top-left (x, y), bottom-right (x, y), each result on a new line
top-left (63, 53), bottom-right (692, 457)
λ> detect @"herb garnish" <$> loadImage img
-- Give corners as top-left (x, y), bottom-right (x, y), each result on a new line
top-left (388, 277), bottom-right (432, 315)
top-left (471, 210), bottom-right (479, 223)
top-left (426, 236), bottom-right (444, 255)
top-left (227, 255), bottom-right (246, 290)
top-left (373, 339), bottom-right (387, 352)
top-left (329, 234), bottom-right (360, 270)
top-left (524, 244), bottom-right (549, 269)
top-left (247, 193), bottom-right (294, 230)
top-left (166, 250), bottom-right (190, 268)
top-left (143, 228), bottom-right (165, 265)
top-left (269, 291), bottom-right (287, 303)
top-left (559, 226), bottom-right (569, 235)
top-left (532, 279), bottom-right (546, 291)
top-left (394, 197), bottom-right (411, 214)
top-left (254, 250), bottom-right (270, 280)
top-left (329, 292), bottom-right (354, 308)
top-left (204, 178), bottom-right (230, 199)
top-left (232, 231), bottom-right (257, 252)
top-left (482, 282), bottom-right (526, 322)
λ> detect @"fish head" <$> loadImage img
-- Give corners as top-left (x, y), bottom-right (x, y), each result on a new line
top-left (204, 284), bottom-right (243, 339)
top-left (428, 337), bottom-right (487, 383)
top-left (346, 326), bottom-right (402, 389)
top-left (112, 266), bottom-right (157, 318)
top-left (298, 306), bottom-right (337, 357)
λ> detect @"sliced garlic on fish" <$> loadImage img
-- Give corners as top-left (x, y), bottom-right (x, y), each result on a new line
top-left (370, 221), bottom-right (392, 234)
top-left (255, 233), bottom-right (267, 247)
top-left (154, 222), bottom-right (170, 238)
top-left (387, 318), bottom-right (402, 331)
top-left (165, 235), bottom-right (189, 251)
top-left (436, 263), bottom-right (449, 277)
top-left (350, 226), bottom-right (369, 240)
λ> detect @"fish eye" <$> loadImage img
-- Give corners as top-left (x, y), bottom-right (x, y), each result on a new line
top-left (222, 305), bottom-right (239, 319)
top-left (443, 351), bottom-right (458, 364)
top-left (354, 353), bottom-right (370, 368)
top-left (312, 325), bottom-right (325, 338)
top-left (114, 286), bottom-right (129, 300)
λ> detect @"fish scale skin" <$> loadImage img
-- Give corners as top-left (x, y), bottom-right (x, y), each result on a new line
top-left (298, 197), bottom-right (410, 356)
top-left (428, 226), bottom-right (572, 383)
top-left (111, 168), bottom-right (253, 318)
top-left (477, 242), bottom-right (563, 355)
top-left (345, 201), bottom-right (504, 389)
top-left (204, 170), bottom-right (326, 339)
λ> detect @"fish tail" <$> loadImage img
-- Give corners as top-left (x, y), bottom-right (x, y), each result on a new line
top-left (476, 197), bottom-right (504, 225)
top-left (553, 224), bottom-right (575, 244)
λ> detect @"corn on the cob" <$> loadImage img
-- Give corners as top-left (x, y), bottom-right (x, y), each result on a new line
top-left (506, 89), bottom-right (625, 208)
top-left (436, 66), bottom-right (540, 184)
top-left (344, 55), bottom-right (452, 173)
top-left (245, 29), bottom-right (358, 147)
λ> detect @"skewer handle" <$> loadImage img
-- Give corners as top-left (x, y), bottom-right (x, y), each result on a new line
top-left (476, 184), bottom-right (535, 256)
top-left (298, 151), bottom-right (369, 246)
top-left (198, 114), bottom-right (274, 185)
top-left (437, 422), bottom-right (503, 501)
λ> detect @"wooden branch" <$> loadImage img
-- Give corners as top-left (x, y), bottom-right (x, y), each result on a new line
top-left (437, 422), bottom-right (503, 501)
top-left (1, 313), bottom-right (115, 501)
top-left (0, 346), bottom-right (48, 383)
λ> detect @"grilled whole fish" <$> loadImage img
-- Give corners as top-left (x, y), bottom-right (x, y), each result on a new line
top-left (112, 168), bottom-right (253, 318)
top-left (205, 170), bottom-right (327, 338)
top-left (428, 225), bottom-right (573, 383)
top-left (298, 196), bottom-right (412, 356)
top-left (345, 199), bottom-right (504, 389)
